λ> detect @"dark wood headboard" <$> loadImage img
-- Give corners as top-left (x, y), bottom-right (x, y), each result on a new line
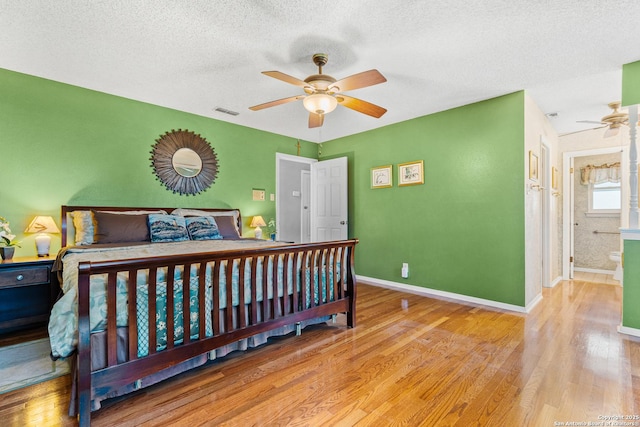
top-left (60, 205), bottom-right (242, 247)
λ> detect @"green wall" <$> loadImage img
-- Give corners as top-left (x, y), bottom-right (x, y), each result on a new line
top-left (622, 59), bottom-right (640, 331)
top-left (321, 92), bottom-right (526, 306)
top-left (0, 68), bottom-right (316, 256)
top-left (622, 239), bottom-right (640, 329)
top-left (622, 60), bottom-right (640, 107)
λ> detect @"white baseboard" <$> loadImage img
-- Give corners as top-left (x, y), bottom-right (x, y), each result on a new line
top-left (618, 325), bottom-right (640, 338)
top-left (574, 267), bottom-right (615, 275)
top-left (357, 275), bottom-right (529, 314)
top-left (526, 293), bottom-right (543, 312)
top-left (548, 276), bottom-right (563, 288)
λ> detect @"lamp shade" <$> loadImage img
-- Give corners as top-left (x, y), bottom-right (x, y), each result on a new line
top-left (303, 93), bottom-right (338, 115)
top-left (25, 215), bottom-right (60, 257)
top-left (25, 216), bottom-right (60, 234)
top-left (250, 216), bottom-right (266, 228)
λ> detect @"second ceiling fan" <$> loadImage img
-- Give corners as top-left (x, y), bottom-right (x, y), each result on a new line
top-left (249, 53), bottom-right (387, 128)
top-left (578, 101), bottom-right (629, 137)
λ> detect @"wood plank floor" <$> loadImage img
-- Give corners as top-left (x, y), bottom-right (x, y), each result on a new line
top-left (1, 279), bottom-right (638, 426)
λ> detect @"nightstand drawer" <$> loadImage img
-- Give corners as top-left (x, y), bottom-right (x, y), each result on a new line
top-left (0, 266), bottom-right (50, 288)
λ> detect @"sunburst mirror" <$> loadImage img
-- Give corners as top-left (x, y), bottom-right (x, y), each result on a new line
top-left (150, 129), bottom-right (219, 195)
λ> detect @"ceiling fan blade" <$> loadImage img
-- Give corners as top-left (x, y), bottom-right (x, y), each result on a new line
top-left (249, 95), bottom-right (304, 111)
top-left (262, 71), bottom-right (309, 88)
top-left (309, 112), bottom-right (324, 128)
top-left (576, 120), bottom-right (604, 124)
top-left (329, 69), bottom-right (386, 92)
top-left (336, 94), bottom-right (387, 118)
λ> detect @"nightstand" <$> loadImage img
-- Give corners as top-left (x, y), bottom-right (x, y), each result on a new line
top-left (0, 256), bottom-right (56, 334)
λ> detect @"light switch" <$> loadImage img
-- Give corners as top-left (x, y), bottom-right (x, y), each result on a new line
top-left (292, 190), bottom-right (301, 197)
top-left (270, 193), bottom-right (275, 201)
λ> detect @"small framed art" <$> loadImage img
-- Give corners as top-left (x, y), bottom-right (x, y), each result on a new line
top-left (371, 165), bottom-right (393, 188)
top-left (529, 151), bottom-right (539, 181)
top-left (398, 160), bottom-right (424, 186)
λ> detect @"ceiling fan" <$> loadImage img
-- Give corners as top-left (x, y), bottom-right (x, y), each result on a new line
top-left (249, 53), bottom-right (387, 128)
top-left (577, 101), bottom-right (629, 137)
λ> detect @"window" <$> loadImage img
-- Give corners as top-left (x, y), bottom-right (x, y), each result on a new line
top-left (588, 181), bottom-right (621, 216)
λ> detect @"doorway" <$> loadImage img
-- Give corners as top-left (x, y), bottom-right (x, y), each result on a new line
top-left (275, 153), bottom-right (349, 243)
top-left (276, 153), bottom-right (315, 243)
top-left (562, 147), bottom-right (625, 280)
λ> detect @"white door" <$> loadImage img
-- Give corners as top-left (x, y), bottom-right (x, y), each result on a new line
top-left (310, 157), bottom-right (348, 241)
top-left (300, 170), bottom-right (311, 243)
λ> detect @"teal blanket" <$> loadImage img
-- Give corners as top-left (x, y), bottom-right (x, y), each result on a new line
top-left (48, 240), bottom-right (340, 359)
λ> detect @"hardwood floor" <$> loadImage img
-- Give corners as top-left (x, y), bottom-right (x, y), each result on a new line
top-left (573, 270), bottom-right (620, 286)
top-left (1, 279), bottom-right (638, 426)
top-left (0, 325), bottom-right (48, 347)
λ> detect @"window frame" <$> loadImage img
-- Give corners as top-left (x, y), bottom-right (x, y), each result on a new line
top-left (586, 180), bottom-right (621, 217)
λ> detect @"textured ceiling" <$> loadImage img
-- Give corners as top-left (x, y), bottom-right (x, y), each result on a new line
top-left (1, 1), bottom-right (639, 143)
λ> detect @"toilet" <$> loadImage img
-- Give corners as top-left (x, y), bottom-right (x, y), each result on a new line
top-left (610, 251), bottom-right (623, 282)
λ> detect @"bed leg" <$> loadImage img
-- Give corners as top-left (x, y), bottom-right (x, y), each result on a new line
top-left (295, 322), bottom-right (301, 336)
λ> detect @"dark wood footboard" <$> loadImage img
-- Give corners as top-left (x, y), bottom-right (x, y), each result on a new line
top-left (75, 239), bottom-right (358, 426)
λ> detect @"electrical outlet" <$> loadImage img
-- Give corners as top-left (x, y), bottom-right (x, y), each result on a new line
top-left (401, 263), bottom-right (409, 278)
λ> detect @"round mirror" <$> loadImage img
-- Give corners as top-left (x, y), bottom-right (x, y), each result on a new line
top-left (172, 148), bottom-right (202, 177)
top-left (151, 129), bottom-right (219, 196)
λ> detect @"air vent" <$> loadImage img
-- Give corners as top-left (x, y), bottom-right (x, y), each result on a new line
top-left (214, 107), bottom-right (239, 116)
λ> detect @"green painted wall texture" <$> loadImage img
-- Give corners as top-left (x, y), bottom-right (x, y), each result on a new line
top-left (622, 60), bottom-right (640, 331)
top-left (623, 239), bottom-right (640, 329)
top-left (0, 68), bottom-right (316, 255)
top-left (622, 60), bottom-right (640, 107)
top-left (320, 92), bottom-right (526, 306)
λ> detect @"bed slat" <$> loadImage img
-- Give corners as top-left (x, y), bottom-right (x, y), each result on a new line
top-left (148, 267), bottom-right (157, 356)
top-left (127, 269), bottom-right (138, 361)
top-left (166, 265), bottom-right (175, 351)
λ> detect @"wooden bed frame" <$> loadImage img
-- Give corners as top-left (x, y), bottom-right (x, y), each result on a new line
top-left (58, 206), bottom-right (358, 426)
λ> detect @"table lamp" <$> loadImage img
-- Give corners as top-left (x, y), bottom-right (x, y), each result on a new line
top-left (250, 215), bottom-right (266, 239)
top-left (25, 215), bottom-right (60, 257)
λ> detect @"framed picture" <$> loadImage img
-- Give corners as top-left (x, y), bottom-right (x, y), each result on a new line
top-left (529, 151), bottom-right (539, 181)
top-left (398, 160), bottom-right (424, 186)
top-left (552, 167), bottom-right (558, 189)
top-left (371, 165), bottom-right (393, 188)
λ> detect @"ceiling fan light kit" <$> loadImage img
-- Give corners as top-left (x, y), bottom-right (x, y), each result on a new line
top-left (303, 93), bottom-right (338, 115)
top-left (249, 53), bottom-right (387, 128)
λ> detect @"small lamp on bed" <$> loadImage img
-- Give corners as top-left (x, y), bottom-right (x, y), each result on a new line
top-left (250, 215), bottom-right (267, 239)
top-left (25, 215), bottom-right (60, 257)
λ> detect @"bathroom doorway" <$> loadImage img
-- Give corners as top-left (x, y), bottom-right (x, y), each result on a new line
top-left (563, 147), bottom-right (625, 281)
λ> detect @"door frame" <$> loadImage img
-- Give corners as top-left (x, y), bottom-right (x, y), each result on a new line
top-left (562, 146), bottom-right (625, 279)
top-left (275, 153), bottom-right (317, 242)
top-left (541, 137), bottom-right (551, 288)
top-left (300, 169), bottom-right (310, 243)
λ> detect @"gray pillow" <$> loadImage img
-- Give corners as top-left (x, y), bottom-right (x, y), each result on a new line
top-left (93, 211), bottom-right (150, 244)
